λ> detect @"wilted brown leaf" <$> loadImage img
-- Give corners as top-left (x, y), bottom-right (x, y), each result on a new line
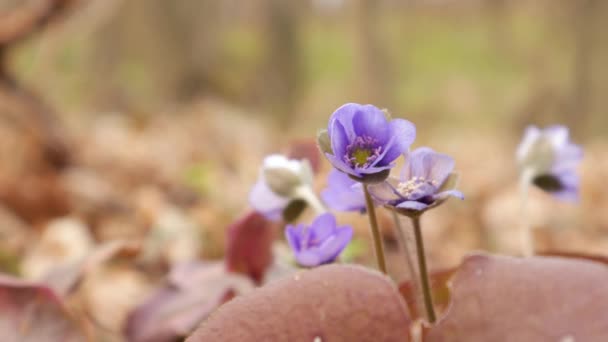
top-left (43, 239), bottom-right (140, 296)
top-left (0, 274), bottom-right (87, 342)
top-left (124, 261), bottom-right (254, 342)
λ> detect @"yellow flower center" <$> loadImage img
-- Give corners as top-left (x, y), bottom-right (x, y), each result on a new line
top-left (352, 148), bottom-right (372, 167)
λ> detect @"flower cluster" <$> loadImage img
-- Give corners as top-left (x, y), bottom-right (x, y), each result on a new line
top-left (249, 154), bottom-right (353, 267)
top-left (249, 102), bottom-right (584, 269)
top-left (320, 103), bottom-right (463, 216)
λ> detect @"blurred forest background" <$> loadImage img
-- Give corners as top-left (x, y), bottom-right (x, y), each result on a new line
top-left (1, 0), bottom-right (608, 339)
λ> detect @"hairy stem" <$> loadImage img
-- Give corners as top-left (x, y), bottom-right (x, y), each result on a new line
top-left (295, 186), bottom-right (327, 215)
top-left (363, 184), bottom-right (387, 274)
top-left (391, 211), bottom-right (423, 312)
top-left (412, 216), bottom-right (436, 323)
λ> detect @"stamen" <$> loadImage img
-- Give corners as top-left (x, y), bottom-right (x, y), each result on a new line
top-left (397, 177), bottom-right (437, 199)
top-left (344, 136), bottom-right (383, 168)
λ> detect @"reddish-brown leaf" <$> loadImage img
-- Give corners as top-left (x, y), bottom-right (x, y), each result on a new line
top-left (398, 267), bottom-right (457, 321)
top-left (186, 264), bottom-right (412, 342)
top-left (424, 253), bottom-right (608, 342)
top-left (224, 211), bottom-right (274, 284)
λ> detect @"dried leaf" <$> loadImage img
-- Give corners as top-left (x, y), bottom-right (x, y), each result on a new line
top-left (43, 240), bottom-right (140, 296)
top-left (124, 262), bottom-right (254, 342)
top-left (0, 274), bottom-right (86, 342)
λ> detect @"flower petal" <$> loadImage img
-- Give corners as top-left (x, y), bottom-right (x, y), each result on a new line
top-left (329, 119), bottom-right (350, 161)
top-left (550, 170), bottom-right (580, 202)
top-left (401, 147), bottom-right (432, 179)
top-left (402, 147), bottom-right (454, 185)
top-left (426, 152), bottom-right (455, 185)
top-left (321, 170), bottom-right (366, 212)
top-left (285, 224), bottom-right (304, 253)
top-left (325, 153), bottom-right (359, 177)
top-left (295, 250), bottom-right (324, 267)
top-left (310, 213), bottom-right (338, 242)
top-left (352, 105), bottom-right (391, 144)
top-left (375, 119), bottom-right (416, 166)
top-left (516, 126), bottom-right (541, 163)
top-left (249, 179), bottom-right (288, 221)
top-left (367, 178), bottom-right (402, 204)
top-left (355, 163), bottom-right (395, 176)
top-left (437, 172), bottom-right (460, 193)
top-left (328, 103), bottom-right (359, 141)
top-left (433, 189), bottom-right (464, 201)
top-left (315, 226), bottom-right (353, 264)
top-left (544, 125), bottom-right (569, 148)
top-left (553, 144), bottom-right (583, 172)
top-left (263, 154), bottom-right (302, 174)
top-left (396, 201), bottom-right (429, 211)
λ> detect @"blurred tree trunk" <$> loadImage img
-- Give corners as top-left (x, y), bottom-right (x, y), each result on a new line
top-left (0, 0), bottom-right (74, 169)
top-left (567, 0), bottom-right (599, 136)
top-left (92, 0), bottom-right (224, 109)
top-left (484, 0), bottom-right (512, 56)
top-left (0, 0), bottom-right (75, 225)
top-left (353, 0), bottom-right (393, 107)
top-left (260, 0), bottom-right (302, 129)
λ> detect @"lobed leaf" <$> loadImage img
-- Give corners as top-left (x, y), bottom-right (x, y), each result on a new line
top-left (424, 253), bottom-right (608, 341)
top-left (186, 264), bottom-right (412, 342)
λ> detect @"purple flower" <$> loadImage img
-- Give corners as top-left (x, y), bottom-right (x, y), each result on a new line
top-left (321, 169), bottom-right (367, 213)
top-left (249, 154), bottom-right (313, 221)
top-left (517, 125), bottom-right (583, 201)
top-left (318, 103), bottom-right (416, 182)
top-left (368, 147), bottom-right (463, 216)
top-left (285, 213), bottom-right (353, 267)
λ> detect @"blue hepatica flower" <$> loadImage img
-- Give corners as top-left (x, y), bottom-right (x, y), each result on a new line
top-left (249, 154), bottom-right (313, 221)
top-left (517, 125), bottom-right (583, 201)
top-left (321, 169), bottom-right (367, 213)
top-left (318, 103), bottom-right (416, 182)
top-left (369, 147), bottom-right (464, 216)
top-left (285, 213), bottom-right (353, 267)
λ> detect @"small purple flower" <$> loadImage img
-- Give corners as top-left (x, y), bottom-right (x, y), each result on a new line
top-left (517, 125), bottom-right (583, 201)
top-left (285, 213), bottom-right (353, 267)
top-left (249, 179), bottom-right (288, 221)
top-left (318, 103), bottom-right (416, 182)
top-left (249, 154), bottom-right (313, 221)
top-left (368, 147), bottom-right (463, 216)
top-left (321, 169), bottom-right (367, 213)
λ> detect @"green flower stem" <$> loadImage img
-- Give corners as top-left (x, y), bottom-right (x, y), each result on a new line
top-left (411, 216), bottom-right (436, 323)
top-left (520, 169), bottom-right (534, 257)
top-left (363, 184), bottom-right (387, 274)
